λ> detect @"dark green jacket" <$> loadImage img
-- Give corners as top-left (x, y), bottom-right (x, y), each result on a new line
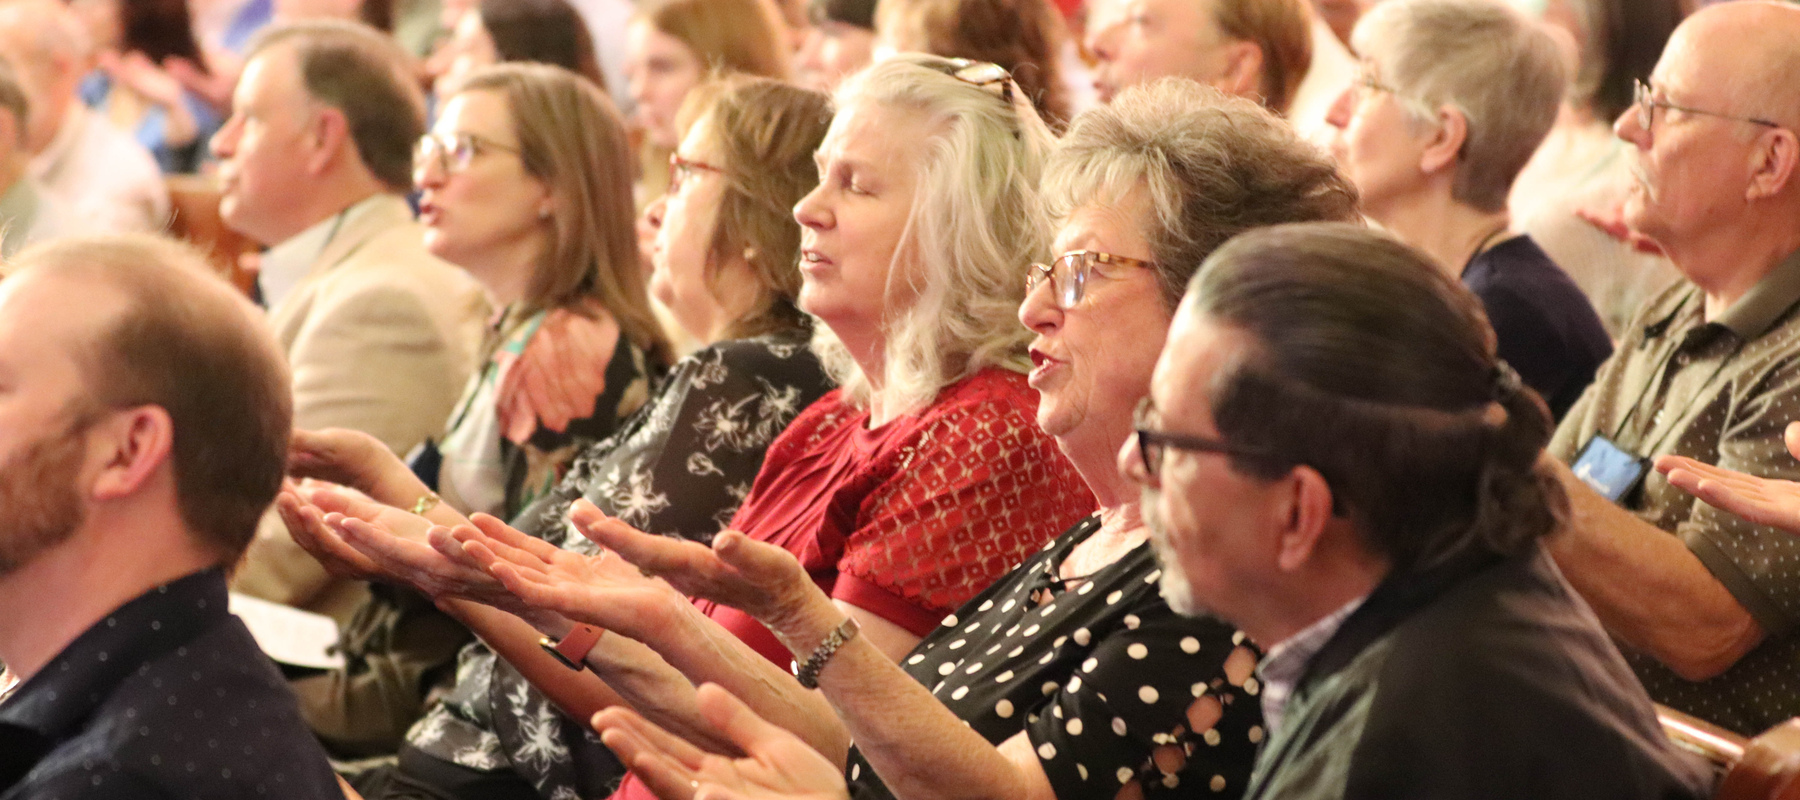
top-left (1245, 546), bottom-right (1713, 800)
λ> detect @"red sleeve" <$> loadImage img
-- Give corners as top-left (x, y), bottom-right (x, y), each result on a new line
top-left (832, 371), bottom-right (1095, 635)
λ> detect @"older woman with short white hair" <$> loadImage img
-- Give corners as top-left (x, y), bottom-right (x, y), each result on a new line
top-left (1324, 0), bottom-right (1611, 420)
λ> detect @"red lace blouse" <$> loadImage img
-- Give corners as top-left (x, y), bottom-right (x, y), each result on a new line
top-left (700, 367), bottom-right (1095, 663)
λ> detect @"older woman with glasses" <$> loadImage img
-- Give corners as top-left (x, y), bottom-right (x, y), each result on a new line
top-left (1322, 0), bottom-right (1610, 421)
top-left (456, 79), bottom-right (1360, 800)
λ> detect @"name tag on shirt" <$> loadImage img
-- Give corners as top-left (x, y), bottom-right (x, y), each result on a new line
top-left (1573, 435), bottom-right (1651, 504)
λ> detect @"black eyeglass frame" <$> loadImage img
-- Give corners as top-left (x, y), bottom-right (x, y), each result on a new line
top-left (1025, 250), bottom-right (1156, 310)
top-left (1131, 398), bottom-right (1283, 480)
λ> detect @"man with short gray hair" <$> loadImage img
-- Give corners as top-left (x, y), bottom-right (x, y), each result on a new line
top-left (1546, 0), bottom-right (1800, 736)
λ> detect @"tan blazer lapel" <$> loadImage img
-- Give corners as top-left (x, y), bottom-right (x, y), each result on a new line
top-left (266, 195), bottom-right (416, 348)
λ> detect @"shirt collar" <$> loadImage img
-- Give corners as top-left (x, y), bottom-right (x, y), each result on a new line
top-left (257, 195), bottom-right (385, 309)
top-left (1256, 593), bottom-right (1367, 736)
top-left (0, 569), bottom-right (228, 744)
top-left (1711, 247), bottom-right (1800, 341)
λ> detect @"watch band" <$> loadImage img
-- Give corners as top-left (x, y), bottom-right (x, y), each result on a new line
top-left (793, 616), bottom-right (860, 689)
top-left (539, 624), bottom-right (605, 671)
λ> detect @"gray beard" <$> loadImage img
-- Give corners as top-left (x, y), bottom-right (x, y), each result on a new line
top-left (1140, 485), bottom-right (1211, 619)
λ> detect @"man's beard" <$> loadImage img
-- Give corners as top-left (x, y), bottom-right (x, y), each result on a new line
top-left (1140, 485), bottom-right (1211, 619)
top-left (0, 424), bottom-right (90, 577)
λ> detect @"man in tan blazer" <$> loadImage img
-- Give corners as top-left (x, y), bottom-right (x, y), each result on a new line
top-left (212, 20), bottom-right (488, 619)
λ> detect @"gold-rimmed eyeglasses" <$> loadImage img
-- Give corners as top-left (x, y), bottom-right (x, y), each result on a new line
top-left (413, 132), bottom-right (523, 179)
top-left (1025, 250), bottom-right (1156, 309)
top-left (668, 152), bottom-right (724, 194)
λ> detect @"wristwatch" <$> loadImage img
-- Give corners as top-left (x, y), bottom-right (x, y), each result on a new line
top-left (539, 624), bottom-right (605, 671)
top-left (793, 616), bottom-right (860, 689)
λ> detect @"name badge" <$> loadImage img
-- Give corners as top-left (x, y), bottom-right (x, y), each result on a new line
top-left (1572, 435), bottom-right (1650, 504)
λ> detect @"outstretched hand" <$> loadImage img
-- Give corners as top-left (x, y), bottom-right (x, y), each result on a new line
top-left (594, 683), bottom-right (849, 800)
top-left (1659, 422), bottom-right (1800, 534)
top-left (448, 512), bottom-right (681, 638)
top-left (278, 484), bottom-right (524, 609)
top-left (275, 483), bottom-right (415, 583)
top-left (567, 500), bottom-right (818, 627)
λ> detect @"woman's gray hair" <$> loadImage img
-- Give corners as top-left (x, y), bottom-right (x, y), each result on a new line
top-left (812, 54), bottom-right (1055, 414)
top-left (1352, 0), bottom-right (1567, 212)
top-left (1042, 79), bottom-right (1360, 309)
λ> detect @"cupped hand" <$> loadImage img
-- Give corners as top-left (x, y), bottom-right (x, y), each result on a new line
top-left (452, 512), bottom-right (684, 640)
top-left (594, 683), bottom-right (849, 800)
top-left (290, 486), bottom-right (516, 606)
top-left (288, 428), bottom-right (422, 505)
top-left (568, 500), bottom-right (818, 627)
top-left (275, 486), bottom-right (387, 582)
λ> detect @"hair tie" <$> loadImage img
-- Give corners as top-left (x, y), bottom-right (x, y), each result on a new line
top-left (1491, 361), bottom-right (1523, 403)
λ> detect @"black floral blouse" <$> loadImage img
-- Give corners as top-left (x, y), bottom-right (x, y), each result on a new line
top-left (845, 517), bottom-right (1265, 800)
top-left (405, 330), bottom-right (834, 800)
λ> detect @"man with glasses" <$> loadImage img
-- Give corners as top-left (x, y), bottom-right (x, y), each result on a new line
top-left (1122, 222), bottom-right (1711, 799)
top-left (1543, 0), bottom-right (1800, 737)
top-left (210, 17), bottom-right (487, 661)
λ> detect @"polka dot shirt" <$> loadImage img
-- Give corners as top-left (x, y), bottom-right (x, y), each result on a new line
top-left (1550, 256), bottom-right (1800, 735)
top-left (844, 517), bottom-right (1264, 800)
top-left (0, 569), bottom-right (343, 799)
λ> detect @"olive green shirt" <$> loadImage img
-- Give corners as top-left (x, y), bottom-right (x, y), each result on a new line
top-left (1550, 247), bottom-right (1800, 735)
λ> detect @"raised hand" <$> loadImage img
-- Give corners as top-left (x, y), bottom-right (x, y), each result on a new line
top-left (568, 500), bottom-right (818, 627)
top-left (594, 683), bottom-right (849, 800)
top-left (1658, 423), bottom-right (1800, 534)
top-left (453, 512), bottom-right (684, 640)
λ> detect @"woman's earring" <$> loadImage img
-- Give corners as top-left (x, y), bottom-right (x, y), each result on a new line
top-left (539, 207), bottom-right (553, 220)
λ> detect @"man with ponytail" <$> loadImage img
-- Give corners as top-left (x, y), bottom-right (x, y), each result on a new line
top-left (1122, 222), bottom-right (1710, 800)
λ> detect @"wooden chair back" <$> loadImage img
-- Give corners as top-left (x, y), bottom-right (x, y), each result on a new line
top-left (1661, 705), bottom-right (1800, 800)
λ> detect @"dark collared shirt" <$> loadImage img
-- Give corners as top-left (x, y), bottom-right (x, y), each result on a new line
top-left (0, 569), bottom-right (341, 800)
top-left (1551, 248), bottom-right (1800, 735)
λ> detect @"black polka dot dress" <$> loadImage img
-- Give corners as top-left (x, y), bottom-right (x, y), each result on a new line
top-left (844, 517), bottom-right (1264, 800)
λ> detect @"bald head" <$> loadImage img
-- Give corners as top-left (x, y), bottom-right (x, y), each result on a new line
top-left (4, 236), bottom-right (293, 563)
top-left (0, 0), bottom-right (91, 151)
top-left (1667, 1), bottom-right (1800, 128)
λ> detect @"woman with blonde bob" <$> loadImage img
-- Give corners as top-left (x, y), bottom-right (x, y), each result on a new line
top-left (281, 56), bottom-right (1090, 799)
